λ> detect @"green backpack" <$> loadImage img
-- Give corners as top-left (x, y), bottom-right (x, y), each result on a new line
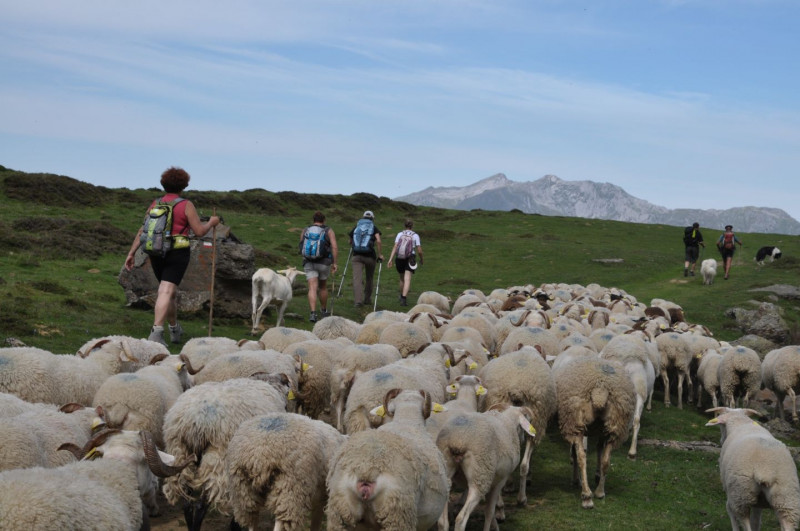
top-left (140, 198), bottom-right (185, 257)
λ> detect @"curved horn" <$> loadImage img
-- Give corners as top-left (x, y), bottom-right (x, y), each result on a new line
top-left (140, 430), bottom-right (195, 478)
top-left (511, 310), bottom-right (531, 327)
top-left (409, 313), bottom-right (421, 323)
top-left (149, 353), bottom-right (169, 365)
top-left (178, 353), bottom-right (202, 375)
top-left (383, 388), bottom-right (402, 418)
top-left (57, 442), bottom-right (85, 460)
top-left (78, 338), bottom-right (112, 358)
top-left (237, 338), bottom-right (250, 347)
top-left (421, 390), bottom-right (432, 419)
top-left (59, 403), bottom-right (85, 414)
top-left (427, 313), bottom-right (441, 328)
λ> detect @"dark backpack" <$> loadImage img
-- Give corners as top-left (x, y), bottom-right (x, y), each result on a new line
top-left (352, 218), bottom-right (375, 253)
top-left (722, 231), bottom-right (735, 250)
top-left (301, 225), bottom-right (330, 261)
top-left (683, 227), bottom-right (694, 246)
top-left (396, 230), bottom-right (415, 260)
top-left (140, 198), bottom-right (185, 257)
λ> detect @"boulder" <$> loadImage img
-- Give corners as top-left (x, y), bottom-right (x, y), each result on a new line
top-left (729, 334), bottom-right (780, 359)
top-left (118, 226), bottom-right (256, 318)
top-left (725, 302), bottom-right (790, 344)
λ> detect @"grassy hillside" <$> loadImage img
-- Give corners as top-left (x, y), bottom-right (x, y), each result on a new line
top-left (1, 165), bottom-right (799, 529)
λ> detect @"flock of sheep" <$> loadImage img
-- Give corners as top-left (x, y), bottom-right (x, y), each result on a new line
top-left (2, 278), bottom-right (800, 530)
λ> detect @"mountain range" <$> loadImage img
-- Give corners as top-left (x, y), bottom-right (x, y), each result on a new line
top-left (394, 174), bottom-right (800, 235)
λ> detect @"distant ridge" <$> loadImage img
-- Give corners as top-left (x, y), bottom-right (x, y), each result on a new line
top-left (395, 174), bottom-right (800, 235)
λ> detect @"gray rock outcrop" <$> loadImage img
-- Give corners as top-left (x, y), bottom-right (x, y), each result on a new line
top-left (725, 302), bottom-right (790, 344)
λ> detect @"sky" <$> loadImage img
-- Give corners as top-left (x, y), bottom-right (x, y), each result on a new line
top-left (1, 1), bottom-right (799, 220)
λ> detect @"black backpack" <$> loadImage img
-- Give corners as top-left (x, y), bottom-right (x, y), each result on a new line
top-left (683, 227), bottom-right (694, 246)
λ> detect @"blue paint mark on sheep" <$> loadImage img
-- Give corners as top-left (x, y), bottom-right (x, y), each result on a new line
top-left (373, 372), bottom-right (393, 383)
top-left (229, 355), bottom-right (241, 363)
top-left (0, 356), bottom-right (10, 367)
top-left (119, 373), bottom-right (139, 382)
top-left (452, 415), bottom-right (471, 427)
top-left (600, 364), bottom-right (617, 375)
top-left (515, 357), bottom-right (529, 368)
top-left (257, 416), bottom-right (288, 432)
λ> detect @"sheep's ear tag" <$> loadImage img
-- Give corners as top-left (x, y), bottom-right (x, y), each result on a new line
top-left (659, 324), bottom-right (666, 329)
top-left (445, 359), bottom-right (452, 368)
top-left (468, 361), bottom-right (478, 371)
top-left (520, 418), bottom-right (536, 437)
top-left (476, 385), bottom-right (487, 396)
top-left (432, 403), bottom-right (446, 413)
top-left (446, 384), bottom-right (458, 394)
top-left (85, 447), bottom-right (101, 460)
top-left (301, 362), bottom-right (312, 372)
top-left (91, 417), bottom-right (105, 430)
top-left (177, 362), bottom-right (185, 373)
top-left (695, 354), bottom-right (702, 359)
top-left (287, 390), bottom-right (296, 401)
top-left (370, 405), bottom-right (386, 417)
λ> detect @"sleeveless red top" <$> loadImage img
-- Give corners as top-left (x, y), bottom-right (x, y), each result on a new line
top-left (148, 193), bottom-right (190, 236)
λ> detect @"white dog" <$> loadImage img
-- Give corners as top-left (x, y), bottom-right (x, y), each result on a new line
top-left (700, 258), bottom-right (718, 285)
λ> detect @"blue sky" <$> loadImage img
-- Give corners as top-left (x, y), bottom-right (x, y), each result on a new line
top-left (1, 1), bottom-right (798, 220)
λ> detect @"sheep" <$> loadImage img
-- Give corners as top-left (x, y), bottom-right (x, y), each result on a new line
top-left (599, 334), bottom-right (656, 459)
top-left (190, 348), bottom-right (300, 392)
top-left (696, 350), bottom-right (723, 409)
top-left (478, 345), bottom-right (557, 504)
top-left (0, 403), bottom-right (103, 472)
top-left (329, 343), bottom-right (403, 432)
top-left (452, 292), bottom-right (485, 315)
top-left (447, 311), bottom-right (497, 354)
top-left (162, 374), bottom-right (294, 529)
top-left (91, 353), bottom-right (192, 448)
top-left (258, 326), bottom-right (317, 353)
top-left (762, 345), bottom-right (800, 423)
top-left (417, 291), bottom-right (452, 314)
top-left (283, 338), bottom-right (347, 420)
top-left (0, 343), bottom-right (140, 406)
top-left (377, 320), bottom-right (432, 357)
top-left (425, 374), bottom-right (487, 440)
top-left (326, 389), bottom-right (450, 531)
top-left (225, 412), bottom-right (347, 531)
top-left (0, 429), bottom-right (188, 530)
top-left (656, 331), bottom-right (694, 408)
top-left (554, 356), bottom-right (636, 509)
top-left (701, 258), bottom-right (718, 285)
top-left (718, 345), bottom-right (762, 409)
top-left (436, 404), bottom-right (538, 531)
top-left (312, 315), bottom-right (362, 342)
top-left (499, 325), bottom-right (559, 358)
top-left (179, 336), bottom-right (252, 369)
top-left (251, 266), bottom-right (305, 333)
top-left (440, 325), bottom-right (489, 355)
top-left (355, 317), bottom-right (400, 345)
top-left (75, 335), bottom-right (168, 365)
top-left (706, 407), bottom-right (800, 530)
top-left (408, 312), bottom-right (449, 342)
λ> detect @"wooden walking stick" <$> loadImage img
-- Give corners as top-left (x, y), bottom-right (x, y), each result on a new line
top-left (208, 208), bottom-right (217, 336)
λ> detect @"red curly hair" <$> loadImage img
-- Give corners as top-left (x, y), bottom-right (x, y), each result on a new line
top-left (160, 167), bottom-right (190, 193)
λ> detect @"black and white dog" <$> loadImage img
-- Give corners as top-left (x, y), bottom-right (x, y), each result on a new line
top-left (755, 246), bottom-right (782, 265)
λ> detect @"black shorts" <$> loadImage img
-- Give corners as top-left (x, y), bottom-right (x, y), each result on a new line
top-left (684, 246), bottom-right (700, 263)
top-left (395, 258), bottom-right (415, 275)
top-left (150, 248), bottom-right (191, 285)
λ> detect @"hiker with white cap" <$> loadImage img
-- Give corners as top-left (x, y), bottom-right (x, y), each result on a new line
top-left (387, 219), bottom-right (423, 307)
top-left (348, 210), bottom-right (383, 307)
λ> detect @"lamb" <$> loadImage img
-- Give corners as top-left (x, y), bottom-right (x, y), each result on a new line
top-left (656, 331), bottom-right (694, 408)
top-left (696, 350), bottom-right (724, 409)
top-left (599, 334), bottom-right (656, 459)
top-left (258, 326), bottom-right (317, 352)
top-left (761, 345), bottom-right (800, 422)
top-left (554, 356), bottom-right (636, 508)
top-left (162, 374), bottom-right (294, 529)
top-left (313, 315), bottom-right (362, 342)
top-left (326, 389), bottom-right (450, 531)
top-left (251, 266), bottom-right (305, 333)
top-left (91, 353), bottom-right (192, 448)
top-left (436, 404), bottom-right (537, 531)
top-left (478, 345), bottom-right (557, 504)
top-left (717, 345), bottom-right (762, 409)
top-left (701, 258), bottom-right (718, 285)
top-left (0, 429), bottom-right (188, 530)
top-left (417, 290), bottom-right (452, 314)
top-left (0, 343), bottom-right (140, 406)
top-left (225, 412), bottom-right (347, 531)
top-left (377, 320), bottom-right (432, 357)
top-left (706, 407), bottom-right (800, 530)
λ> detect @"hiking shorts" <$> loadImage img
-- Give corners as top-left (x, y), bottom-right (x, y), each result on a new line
top-left (684, 245), bottom-right (700, 263)
top-left (719, 246), bottom-right (735, 260)
top-left (150, 248), bottom-right (191, 285)
top-left (395, 258), bottom-right (415, 275)
top-left (303, 260), bottom-right (330, 281)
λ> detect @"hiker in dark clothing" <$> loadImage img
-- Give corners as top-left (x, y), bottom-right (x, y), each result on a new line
top-left (683, 222), bottom-right (705, 277)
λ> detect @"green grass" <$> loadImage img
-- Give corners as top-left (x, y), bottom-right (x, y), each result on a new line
top-left (1, 165), bottom-right (799, 529)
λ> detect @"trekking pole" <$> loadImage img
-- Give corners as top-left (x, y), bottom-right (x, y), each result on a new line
top-left (329, 271), bottom-right (336, 317)
top-left (373, 259), bottom-right (383, 312)
top-left (208, 208), bottom-right (217, 337)
top-left (336, 248), bottom-right (352, 298)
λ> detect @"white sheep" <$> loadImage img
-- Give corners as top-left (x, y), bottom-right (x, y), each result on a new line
top-left (701, 258), bottom-right (718, 285)
top-left (312, 315), bottom-right (361, 342)
top-left (417, 291), bottom-right (452, 314)
top-left (326, 389), bottom-right (450, 531)
top-left (425, 374), bottom-right (487, 440)
top-left (706, 407), bottom-right (800, 530)
top-left (599, 334), bottom-right (656, 459)
top-left (91, 353), bottom-right (192, 448)
top-left (75, 335), bottom-right (168, 366)
top-left (718, 345), bottom-right (762, 409)
top-left (436, 404), bottom-right (537, 531)
top-left (178, 336), bottom-right (251, 369)
top-left (162, 374), bottom-right (294, 529)
top-left (0, 429), bottom-right (188, 530)
top-left (656, 331), bottom-right (694, 408)
top-left (258, 326), bottom-right (317, 352)
top-left (448, 311), bottom-right (497, 354)
top-left (554, 356), bottom-right (636, 509)
top-left (696, 350), bottom-right (724, 409)
top-left (283, 338), bottom-right (347, 420)
top-left (499, 325), bottom-right (559, 358)
top-left (190, 348), bottom-right (300, 393)
top-left (354, 317), bottom-right (400, 345)
top-left (225, 412), bottom-right (347, 531)
top-left (762, 345), bottom-right (800, 422)
top-left (377, 320), bottom-right (432, 358)
top-left (251, 266), bottom-right (305, 332)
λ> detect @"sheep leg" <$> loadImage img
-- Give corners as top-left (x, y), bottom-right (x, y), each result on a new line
top-left (334, 395), bottom-right (345, 433)
top-left (482, 481), bottom-right (506, 531)
top-left (252, 294), bottom-right (272, 333)
top-left (453, 486), bottom-right (482, 531)
top-left (677, 372), bottom-right (684, 409)
top-left (183, 497), bottom-right (209, 531)
top-left (276, 300), bottom-right (288, 327)
top-left (789, 389), bottom-right (798, 424)
top-left (517, 436), bottom-right (534, 505)
top-left (748, 507), bottom-right (762, 531)
top-left (594, 439), bottom-right (613, 500)
top-left (711, 392), bottom-right (718, 410)
top-left (696, 383), bottom-right (704, 409)
top-left (646, 385), bottom-right (654, 412)
top-left (627, 395), bottom-right (644, 460)
top-left (661, 369), bottom-right (671, 407)
top-left (437, 501), bottom-right (449, 531)
top-left (572, 439), bottom-right (593, 509)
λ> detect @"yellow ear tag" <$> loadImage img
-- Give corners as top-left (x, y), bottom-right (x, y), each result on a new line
top-left (301, 363), bottom-right (311, 372)
top-left (468, 362), bottom-right (478, 370)
top-left (85, 447), bottom-right (100, 460)
top-left (445, 359), bottom-right (451, 368)
top-left (525, 422), bottom-right (536, 436)
top-left (660, 323), bottom-right (666, 329)
top-left (177, 363), bottom-right (185, 373)
top-left (287, 390), bottom-right (296, 400)
top-left (374, 405), bottom-right (386, 417)
top-left (432, 403), bottom-right (446, 413)
top-left (696, 353), bottom-right (702, 359)
top-left (91, 418), bottom-right (104, 429)
top-left (476, 385), bottom-right (487, 396)
top-left (446, 384), bottom-right (458, 394)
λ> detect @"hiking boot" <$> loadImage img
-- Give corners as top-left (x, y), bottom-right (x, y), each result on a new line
top-left (355, 302), bottom-right (363, 308)
top-left (400, 296), bottom-right (408, 306)
top-left (309, 311), bottom-right (318, 323)
top-left (148, 325), bottom-right (168, 347)
top-left (321, 309), bottom-right (330, 318)
top-left (689, 271), bottom-right (695, 277)
top-left (169, 323), bottom-right (183, 344)
top-left (683, 269), bottom-right (688, 277)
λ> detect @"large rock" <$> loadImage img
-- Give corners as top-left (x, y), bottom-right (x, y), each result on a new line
top-left (725, 302), bottom-right (790, 344)
top-left (118, 227), bottom-right (256, 318)
top-left (729, 334), bottom-right (780, 359)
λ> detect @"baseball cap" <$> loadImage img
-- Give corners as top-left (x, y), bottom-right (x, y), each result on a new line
top-left (363, 210), bottom-right (374, 219)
